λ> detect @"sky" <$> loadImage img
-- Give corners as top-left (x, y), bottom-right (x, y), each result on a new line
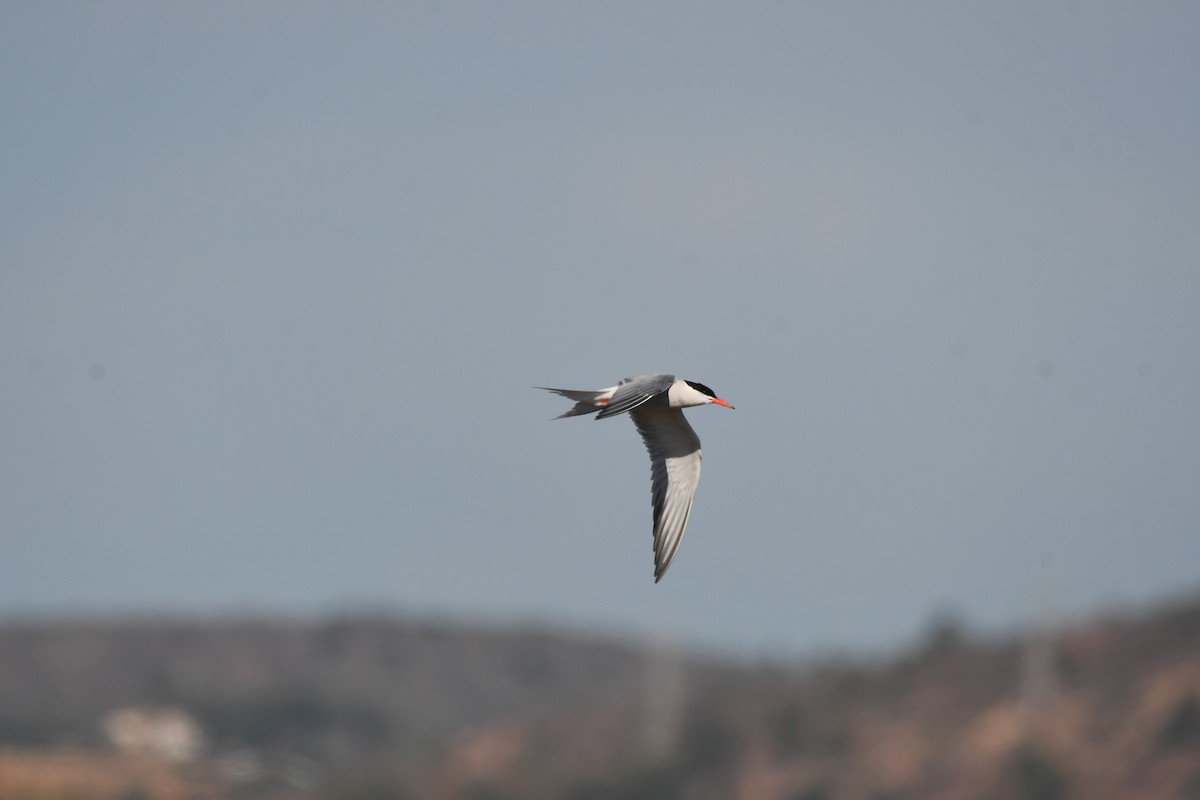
top-left (2, 2), bottom-right (1199, 656)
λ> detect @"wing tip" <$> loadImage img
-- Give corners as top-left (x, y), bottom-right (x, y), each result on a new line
top-left (653, 557), bottom-right (671, 583)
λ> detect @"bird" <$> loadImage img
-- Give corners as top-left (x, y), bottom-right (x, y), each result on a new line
top-left (538, 374), bottom-right (734, 582)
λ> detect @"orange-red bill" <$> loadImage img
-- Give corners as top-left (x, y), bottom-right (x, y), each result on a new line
top-left (711, 397), bottom-right (735, 409)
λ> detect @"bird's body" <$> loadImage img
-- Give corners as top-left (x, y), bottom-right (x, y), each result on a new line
top-left (538, 374), bottom-right (734, 582)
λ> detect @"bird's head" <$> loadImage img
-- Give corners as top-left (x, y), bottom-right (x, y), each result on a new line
top-left (683, 380), bottom-right (735, 409)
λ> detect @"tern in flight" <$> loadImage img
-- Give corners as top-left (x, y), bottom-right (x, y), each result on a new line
top-left (538, 374), bottom-right (734, 582)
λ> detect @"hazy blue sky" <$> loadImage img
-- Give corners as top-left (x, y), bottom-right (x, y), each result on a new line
top-left (3, 3), bottom-right (1198, 655)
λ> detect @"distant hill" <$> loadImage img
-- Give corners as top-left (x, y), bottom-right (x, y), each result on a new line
top-left (1, 593), bottom-right (1199, 799)
top-left (0, 615), bottom-right (734, 756)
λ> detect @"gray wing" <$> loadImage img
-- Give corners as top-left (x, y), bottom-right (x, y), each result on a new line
top-left (629, 407), bottom-right (702, 582)
top-left (595, 373), bottom-right (675, 419)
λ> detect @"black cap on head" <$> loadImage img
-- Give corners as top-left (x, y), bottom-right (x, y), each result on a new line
top-left (684, 380), bottom-right (717, 398)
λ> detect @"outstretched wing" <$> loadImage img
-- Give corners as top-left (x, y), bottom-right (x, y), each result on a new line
top-left (595, 374), bottom-right (674, 419)
top-left (629, 407), bottom-right (702, 582)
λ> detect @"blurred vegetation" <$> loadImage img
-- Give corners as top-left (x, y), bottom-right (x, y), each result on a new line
top-left (1157, 693), bottom-right (1200, 751)
top-left (992, 745), bottom-right (1069, 800)
top-left (0, 617), bottom-right (671, 758)
top-left (1, 593), bottom-right (1200, 799)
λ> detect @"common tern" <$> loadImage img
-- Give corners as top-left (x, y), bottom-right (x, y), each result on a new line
top-left (538, 374), bottom-right (734, 582)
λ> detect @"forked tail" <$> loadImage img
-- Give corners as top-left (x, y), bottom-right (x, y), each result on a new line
top-left (536, 386), bottom-right (613, 418)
